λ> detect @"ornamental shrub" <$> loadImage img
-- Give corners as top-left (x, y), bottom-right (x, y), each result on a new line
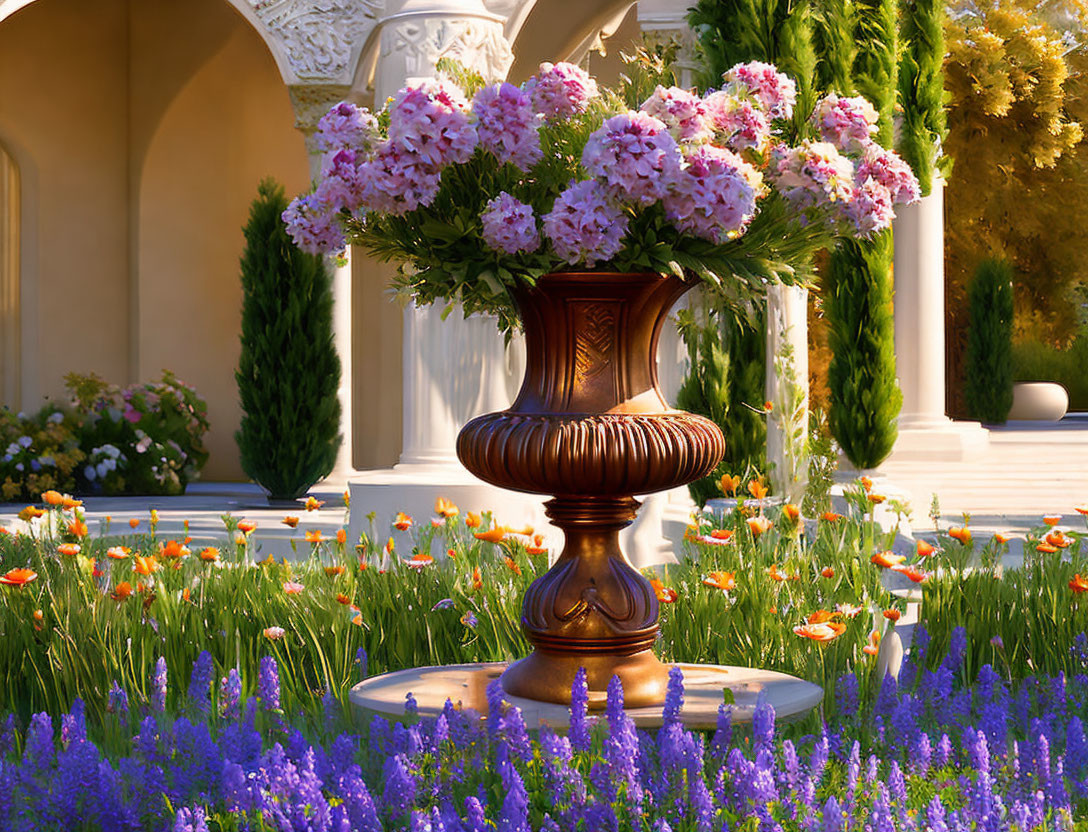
top-left (0, 405), bottom-right (83, 501)
top-left (236, 179), bottom-right (341, 500)
top-left (964, 258), bottom-right (1015, 423)
top-left (1013, 328), bottom-right (1088, 411)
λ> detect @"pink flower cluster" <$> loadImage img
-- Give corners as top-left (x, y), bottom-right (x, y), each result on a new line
top-left (314, 149), bottom-right (365, 213)
top-left (639, 86), bottom-right (711, 143)
top-left (582, 112), bottom-right (682, 206)
top-left (357, 142), bottom-right (443, 214)
top-left (810, 94), bottom-right (878, 153)
top-left (855, 145), bottom-right (921, 205)
top-left (282, 194), bottom-right (346, 255)
top-left (542, 181), bottom-right (628, 266)
top-left (472, 83), bottom-right (543, 172)
top-left (723, 62), bottom-right (797, 121)
top-left (703, 91), bottom-right (771, 151)
top-left (387, 79), bottom-right (477, 168)
top-left (665, 146), bottom-right (760, 243)
top-left (772, 141), bottom-right (856, 211)
top-left (480, 192), bottom-right (540, 254)
top-left (313, 101), bottom-right (379, 153)
top-left (523, 61), bottom-right (599, 120)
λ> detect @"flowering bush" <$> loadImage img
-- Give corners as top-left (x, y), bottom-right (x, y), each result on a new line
top-left (0, 406), bottom-right (84, 501)
top-left (285, 59), bottom-right (919, 330)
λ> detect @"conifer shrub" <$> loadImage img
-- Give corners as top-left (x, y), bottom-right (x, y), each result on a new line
top-left (235, 179), bottom-right (341, 500)
top-left (964, 258), bottom-right (1014, 424)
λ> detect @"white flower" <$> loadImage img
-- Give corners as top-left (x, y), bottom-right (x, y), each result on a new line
top-left (49, 412), bottom-right (64, 424)
top-left (17, 436), bottom-right (32, 448)
top-left (85, 466), bottom-right (97, 481)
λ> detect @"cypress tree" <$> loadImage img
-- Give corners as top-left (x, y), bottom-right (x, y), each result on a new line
top-left (964, 258), bottom-right (1014, 424)
top-left (235, 179), bottom-right (342, 500)
top-left (897, 0), bottom-right (946, 196)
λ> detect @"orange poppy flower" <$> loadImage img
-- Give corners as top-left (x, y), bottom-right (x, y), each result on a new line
top-left (916, 539), bottom-right (936, 557)
top-left (462, 512), bottom-right (481, 529)
top-left (702, 571), bottom-right (736, 591)
top-left (948, 527), bottom-right (972, 544)
top-left (33, 609), bottom-right (43, 623)
top-left (807, 609), bottom-right (836, 624)
top-left (67, 520), bottom-right (88, 538)
top-left (821, 512), bottom-right (842, 523)
top-left (783, 504), bottom-right (800, 521)
top-left (526, 534), bottom-right (548, 556)
top-left (763, 400), bottom-right (774, 412)
top-left (821, 566), bottom-right (835, 579)
top-left (718, 474), bottom-right (741, 496)
top-left (237, 520), bottom-right (257, 535)
top-left (768, 565), bottom-right (786, 582)
top-left (111, 582), bottom-right (133, 601)
top-left (182, 587), bottom-right (191, 603)
top-left (133, 556), bottom-right (158, 576)
top-left (1037, 542), bottom-right (1059, 554)
top-left (747, 515), bottom-right (773, 537)
top-left (863, 631), bottom-right (882, 656)
top-left (337, 593), bottom-right (351, 605)
top-left (446, 547), bottom-right (457, 560)
top-left (407, 553), bottom-right (434, 569)
top-left (336, 529), bottom-right (347, 545)
top-left (650, 578), bottom-right (678, 603)
top-left (896, 565), bottom-right (928, 584)
top-left (504, 556), bottom-right (522, 576)
top-left (474, 527), bottom-right (506, 544)
top-left (695, 530), bottom-right (735, 546)
top-left (867, 493), bottom-right (886, 505)
top-left (199, 547), bottom-right (220, 562)
top-left (159, 539), bottom-right (188, 559)
top-left (472, 566), bottom-right (483, 591)
top-left (325, 565), bottom-right (345, 577)
top-left (304, 497), bottom-right (325, 512)
top-left (61, 497), bottom-right (82, 510)
top-left (18, 506), bottom-right (44, 522)
top-left (747, 479), bottom-right (769, 500)
top-left (871, 551), bottom-right (906, 569)
top-left (0, 568), bottom-right (37, 587)
top-left (305, 530), bottom-right (323, 544)
top-left (394, 512), bottom-right (413, 531)
top-left (883, 609), bottom-right (901, 622)
top-left (1046, 530), bottom-right (1071, 549)
top-left (994, 532), bottom-right (1012, 544)
top-left (860, 476), bottom-right (873, 492)
top-left (793, 622), bottom-right (846, 642)
top-left (507, 525), bottom-right (534, 537)
top-left (1070, 574), bottom-right (1088, 593)
top-left (127, 518), bottom-right (140, 530)
top-left (106, 546), bottom-right (130, 560)
top-left (1075, 505), bottom-right (1088, 515)
top-left (58, 543), bottom-right (81, 557)
top-left (282, 516), bottom-right (300, 529)
top-left (1043, 514), bottom-right (1062, 526)
top-left (42, 490), bottom-right (64, 506)
top-left (434, 497), bottom-right (459, 518)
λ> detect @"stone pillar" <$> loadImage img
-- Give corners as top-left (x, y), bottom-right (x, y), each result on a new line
top-left (889, 178), bottom-right (988, 462)
top-left (290, 84), bottom-right (357, 483)
top-left (765, 285), bottom-right (809, 502)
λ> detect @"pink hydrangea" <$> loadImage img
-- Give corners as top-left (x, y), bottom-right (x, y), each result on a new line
top-left (855, 145), bottom-right (921, 205)
top-left (480, 192), bottom-right (540, 254)
top-left (723, 61), bottom-right (797, 121)
top-left (472, 83), bottom-right (543, 172)
top-left (810, 94), bottom-right (879, 153)
top-left (664, 146), bottom-right (760, 243)
top-left (639, 86), bottom-right (711, 143)
top-left (543, 181), bottom-right (628, 266)
top-left (313, 149), bottom-right (365, 213)
top-left (387, 79), bottom-right (477, 169)
top-left (772, 140), bottom-right (855, 211)
top-left (582, 112), bottom-right (682, 206)
top-left (523, 61), bottom-right (599, 120)
top-left (847, 178), bottom-right (896, 237)
top-left (314, 101), bottom-right (380, 153)
top-left (357, 141), bottom-right (442, 215)
top-left (282, 194), bottom-right (346, 255)
top-left (703, 91), bottom-right (772, 151)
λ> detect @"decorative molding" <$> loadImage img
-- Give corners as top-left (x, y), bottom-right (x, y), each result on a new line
top-left (379, 13), bottom-right (513, 87)
top-left (249, 0), bottom-right (381, 82)
top-left (288, 84), bottom-right (354, 137)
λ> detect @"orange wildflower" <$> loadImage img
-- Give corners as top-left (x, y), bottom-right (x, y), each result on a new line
top-left (305, 530), bottom-right (323, 544)
top-left (747, 515), bottom-right (773, 537)
top-left (464, 512), bottom-right (481, 528)
top-left (0, 568), bottom-right (37, 587)
top-left (793, 622), bottom-right (846, 642)
top-left (446, 547), bottom-right (457, 560)
top-left (860, 476), bottom-right (873, 492)
top-left (407, 553), bottom-right (435, 569)
top-left (1070, 574), bottom-right (1088, 593)
top-left (883, 609), bottom-right (902, 622)
top-left (283, 581), bottom-right (305, 595)
top-left (199, 547), bottom-right (220, 562)
top-left (394, 512), bottom-right (413, 531)
top-left (916, 539), bottom-right (936, 557)
top-left (702, 571), bottom-right (736, 591)
top-left (1046, 530), bottom-right (1071, 549)
top-left (282, 516), bottom-right (300, 529)
top-left (807, 609), bottom-right (836, 624)
top-left (747, 479), bottom-right (769, 500)
top-left (526, 534), bottom-right (548, 556)
top-left (337, 593), bottom-right (351, 605)
top-left (783, 504), bottom-right (801, 521)
top-left (106, 546), bottom-right (130, 560)
top-left (895, 565), bottom-right (928, 584)
top-left (948, 527), bottom-right (972, 544)
top-left (504, 556), bottom-right (522, 576)
top-left (58, 543), bottom-right (81, 557)
top-left (336, 529), bottom-right (348, 545)
top-left (1037, 542), bottom-right (1059, 554)
top-left (718, 474), bottom-right (741, 496)
top-left (472, 566), bottom-right (483, 591)
top-left (1075, 505), bottom-right (1088, 515)
top-left (695, 529), bottom-right (735, 546)
top-left (863, 631), bottom-right (882, 656)
top-left (867, 493), bottom-right (886, 505)
top-left (1043, 514), bottom-right (1062, 526)
top-left (768, 565), bottom-right (786, 582)
top-left (182, 587), bottom-right (191, 603)
top-left (61, 497), bottom-right (82, 510)
top-left (42, 490), bottom-right (64, 506)
top-left (133, 556), bottom-right (158, 576)
top-left (237, 520), bottom-right (257, 534)
top-left (129, 518), bottom-right (140, 530)
top-left (18, 506), bottom-right (44, 522)
top-left (821, 566), bottom-right (835, 579)
top-left (474, 527), bottom-right (506, 544)
top-left (159, 539), bottom-right (188, 559)
top-left (33, 609), bottom-right (43, 623)
top-left (304, 497), bottom-right (325, 512)
top-left (821, 511), bottom-right (842, 523)
top-left (111, 582), bottom-right (133, 602)
top-left (67, 520), bottom-right (88, 538)
top-left (871, 551), bottom-right (906, 569)
top-left (994, 532), bottom-right (1012, 544)
top-left (325, 565), bottom-right (345, 577)
top-left (434, 497), bottom-right (459, 518)
top-left (263, 626), bottom-right (286, 640)
top-left (650, 578), bottom-right (677, 603)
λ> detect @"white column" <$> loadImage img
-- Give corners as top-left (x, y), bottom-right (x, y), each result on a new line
top-left (889, 178), bottom-right (988, 462)
top-left (765, 285), bottom-right (809, 502)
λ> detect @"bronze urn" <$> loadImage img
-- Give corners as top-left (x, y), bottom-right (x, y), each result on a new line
top-left (457, 271), bottom-right (725, 708)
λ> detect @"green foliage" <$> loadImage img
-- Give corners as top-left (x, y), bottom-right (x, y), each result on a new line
top-left (803, 407), bottom-right (837, 516)
top-left (1012, 330), bottom-right (1088, 411)
top-left (617, 36), bottom-right (681, 110)
top-left (0, 405), bottom-right (83, 501)
top-left (236, 179), bottom-right (341, 500)
top-left (896, 0), bottom-right (947, 195)
top-left (964, 258), bottom-right (1015, 424)
top-left (826, 235), bottom-right (901, 468)
top-left (811, 0), bottom-right (856, 94)
top-left (851, 0), bottom-right (898, 145)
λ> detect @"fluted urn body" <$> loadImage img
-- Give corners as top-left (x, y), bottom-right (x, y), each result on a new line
top-left (457, 272), bottom-right (725, 707)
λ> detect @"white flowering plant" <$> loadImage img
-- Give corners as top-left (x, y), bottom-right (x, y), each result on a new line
top-left (286, 58), bottom-right (919, 331)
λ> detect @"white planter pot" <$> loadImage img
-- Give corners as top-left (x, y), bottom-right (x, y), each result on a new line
top-left (1008, 382), bottom-right (1069, 421)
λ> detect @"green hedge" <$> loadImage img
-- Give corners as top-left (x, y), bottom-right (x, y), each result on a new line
top-left (1012, 331), bottom-right (1088, 412)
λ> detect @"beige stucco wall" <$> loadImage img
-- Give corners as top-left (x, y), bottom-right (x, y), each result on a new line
top-left (0, 0), bottom-right (310, 481)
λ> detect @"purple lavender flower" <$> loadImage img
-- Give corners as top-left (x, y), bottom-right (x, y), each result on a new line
top-left (382, 753), bottom-right (416, 822)
top-left (663, 666), bottom-right (685, 727)
top-left (542, 180), bottom-right (628, 266)
top-left (926, 796), bottom-right (950, 832)
top-left (472, 83), bottom-right (543, 171)
top-left (480, 193), bottom-right (540, 255)
top-left (282, 193), bottom-right (346, 255)
top-left (582, 112), bottom-right (681, 206)
top-left (752, 695), bottom-right (776, 749)
top-left (151, 657), bottom-right (168, 713)
top-left (464, 795), bottom-right (488, 832)
top-left (173, 806), bottom-right (209, 832)
top-left (821, 795), bottom-right (845, 832)
top-left (61, 698), bottom-right (86, 746)
top-left (219, 669), bottom-right (241, 720)
top-left (358, 141), bottom-right (443, 216)
top-left (388, 79), bottom-right (477, 168)
top-left (497, 746), bottom-right (530, 832)
top-left (315, 101), bottom-right (379, 153)
top-left (258, 656), bottom-right (280, 712)
top-left (711, 702), bottom-right (732, 757)
top-left (523, 61), bottom-right (598, 120)
top-left (323, 687), bottom-right (341, 734)
top-left (605, 675), bottom-right (642, 814)
top-left (569, 667), bottom-right (591, 753)
top-left (107, 680), bottom-right (129, 717)
top-left (836, 673), bottom-right (859, 720)
top-left (935, 733), bottom-right (953, 768)
top-left (357, 647), bottom-right (368, 680)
